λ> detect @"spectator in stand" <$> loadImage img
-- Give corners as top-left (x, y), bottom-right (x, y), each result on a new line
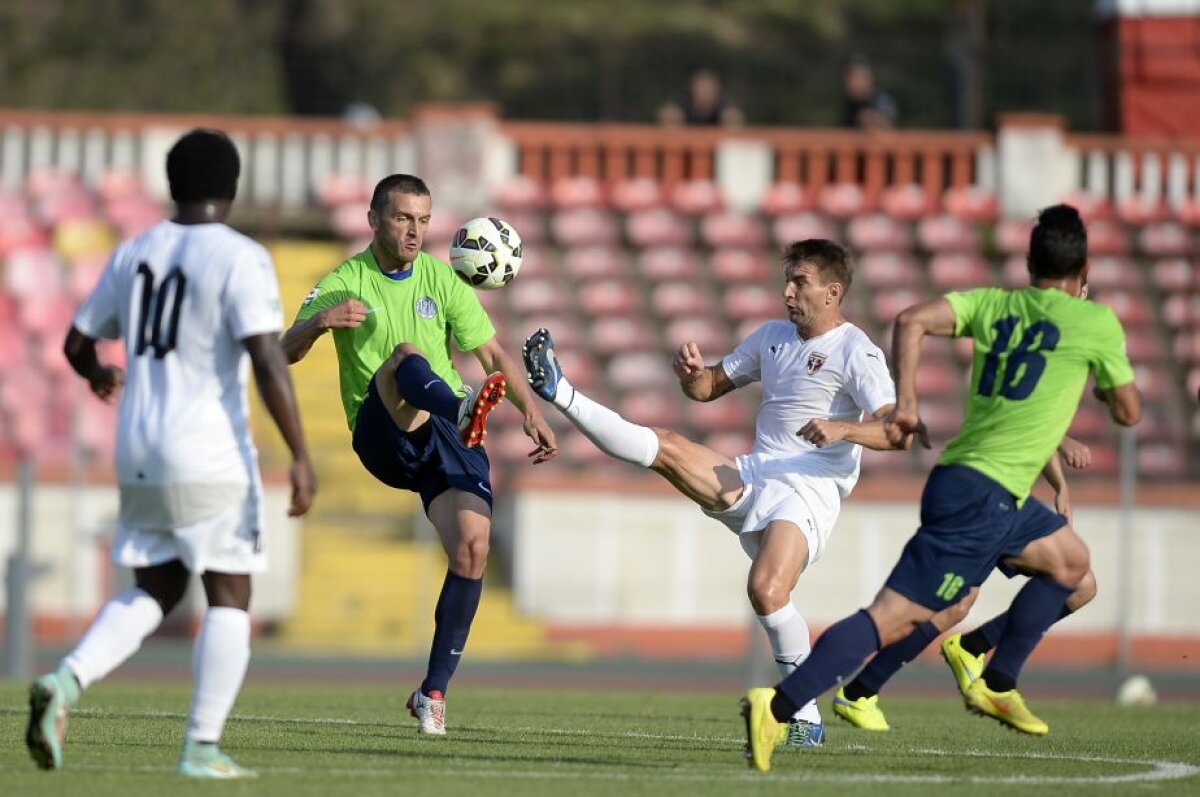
top-left (842, 54), bottom-right (898, 130)
top-left (658, 69), bottom-right (745, 127)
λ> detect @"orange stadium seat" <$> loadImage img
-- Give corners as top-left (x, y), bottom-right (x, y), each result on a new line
top-left (609, 178), bottom-right (664, 213)
top-left (550, 176), bottom-right (605, 209)
top-left (772, 211), bottom-right (837, 247)
top-left (857, 251), bottom-right (922, 290)
top-left (699, 210), bottom-right (767, 249)
top-left (626, 207), bottom-right (692, 247)
top-left (917, 214), bottom-right (981, 253)
top-left (880, 184), bottom-right (936, 221)
top-left (562, 245), bottom-right (629, 281)
top-left (761, 182), bottom-right (812, 216)
top-left (669, 179), bottom-right (723, 216)
top-left (550, 207), bottom-right (620, 245)
top-left (638, 246), bottom-right (701, 282)
top-left (847, 213), bottom-right (913, 252)
top-left (942, 185), bottom-right (998, 223)
top-left (711, 247), bottom-right (772, 284)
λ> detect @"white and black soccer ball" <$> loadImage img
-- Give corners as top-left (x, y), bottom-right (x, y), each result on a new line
top-left (448, 216), bottom-right (523, 290)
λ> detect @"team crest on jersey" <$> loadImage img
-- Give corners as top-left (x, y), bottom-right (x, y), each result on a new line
top-left (806, 352), bottom-right (828, 374)
top-left (416, 296), bottom-right (438, 318)
top-left (301, 287), bottom-right (320, 307)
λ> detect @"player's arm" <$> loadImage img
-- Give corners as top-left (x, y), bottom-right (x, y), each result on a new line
top-left (672, 342), bottom-right (736, 402)
top-left (1094, 382), bottom-right (1142, 427)
top-left (1058, 435), bottom-right (1091, 470)
top-left (243, 333), bottom-right (316, 516)
top-left (63, 326), bottom-right (124, 402)
top-left (471, 335), bottom-right (558, 463)
top-left (280, 300), bottom-right (367, 364)
top-left (1041, 451), bottom-right (1073, 524)
top-left (798, 404), bottom-right (930, 451)
top-left (886, 297), bottom-right (956, 444)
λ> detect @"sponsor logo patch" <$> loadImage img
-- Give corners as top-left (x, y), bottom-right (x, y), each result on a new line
top-left (301, 287), bottom-right (320, 307)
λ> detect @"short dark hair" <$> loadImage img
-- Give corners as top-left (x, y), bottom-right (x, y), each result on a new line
top-left (370, 174), bottom-right (431, 211)
top-left (166, 129), bottom-right (240, 203)
top-left (1028, 204), bottom-right (1087, 279)
top-left (782, 239), bottom-right (854, 297)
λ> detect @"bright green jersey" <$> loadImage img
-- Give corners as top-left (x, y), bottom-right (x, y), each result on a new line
top-left (939, 286), bottom-right (1134, 501)
top-left (295, 248), bottom-right (495, 430)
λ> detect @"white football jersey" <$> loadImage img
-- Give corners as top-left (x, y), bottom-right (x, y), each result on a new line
top-left (74, 221), bottom-right (283, 528)
top-left (721, 319), bottom-right (895, 496)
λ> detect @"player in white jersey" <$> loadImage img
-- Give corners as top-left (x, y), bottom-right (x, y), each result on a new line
top-left (25, 129), bottom-right (315, 779)
top-left (523, 239), bottom-right (925, 748)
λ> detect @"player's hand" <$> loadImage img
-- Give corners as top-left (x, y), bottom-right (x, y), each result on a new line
top-left (88, 365), bottom-right (124, 403)
top-left (671, 342), bottom-right (706, 383)
top-left (320, 299), bottom-right (368, 329)
top-left (288, 457), bottom-right (316, 517)
top-left (1055, 489), bottom-right (1073, 525)
top-left (1058, 437), bottom-right (1092, 470)
top-left (524, 413), bottom-right (559, 464)
top-left (884, 403), bottom-right (930, 449)
top-left (797, 418), bottom-right (846, 448)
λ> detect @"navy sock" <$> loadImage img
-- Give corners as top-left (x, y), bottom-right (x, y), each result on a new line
top-left (964, 600), bottom-right (1076, 658)
top-left (772, 609), bottom-right (882, 722)
top-left (843, 621), bottom-right (938, 700)
top-left (420, 571), bottom-right (483, 695)
top-left (982, 576), bottom-right (1072, 691)
top-left (394, 355), bottom-right (461, 423)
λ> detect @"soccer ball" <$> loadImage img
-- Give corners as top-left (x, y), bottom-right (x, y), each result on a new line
top-left (448, 216), bottom-right (523, 290)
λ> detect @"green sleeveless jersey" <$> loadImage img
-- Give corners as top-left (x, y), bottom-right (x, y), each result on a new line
top-left (295, 247), bottom-right (495, 430)
top-left (939, 286), bottom-right (1134, 500)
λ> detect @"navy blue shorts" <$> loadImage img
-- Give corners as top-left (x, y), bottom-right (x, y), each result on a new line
top-left (352, 379), bottom-right (493, 513)
top-left (885, 464), bottom-right (1066, 611)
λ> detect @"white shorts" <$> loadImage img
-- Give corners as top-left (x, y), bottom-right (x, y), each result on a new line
top-left (702, 452), bottom-right (842, 567)
top-left (111, 491), bottom-right (266, 575)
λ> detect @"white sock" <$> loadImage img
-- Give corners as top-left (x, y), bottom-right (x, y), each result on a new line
top-left (186, 607), bottom-right (251, 743)
top-left (63, 588), bottom-right (164, 689)
top-left (759, 603), bottom-right (822, 724)
top-left (556, 378), bottom-right (659, 468)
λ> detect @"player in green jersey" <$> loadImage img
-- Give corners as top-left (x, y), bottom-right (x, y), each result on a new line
top-left (740, 204), bottom-right (1141, 771)
top-left (281, 174), bottom-right (557, 736)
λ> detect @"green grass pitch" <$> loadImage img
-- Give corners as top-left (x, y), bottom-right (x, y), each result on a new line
top-left (1, 682), bottom-right (1198, 795)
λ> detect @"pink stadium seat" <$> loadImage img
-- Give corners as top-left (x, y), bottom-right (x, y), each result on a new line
top-left (495, 175), bottom-right (548, 211)
top-left (880, 184), bottom-right (936, 221)
top-left (1063, 192), bottom-right (1115, 223)
top-left (710, 247), bottom-right (772, 284)
top-left (639, 247), bottom-right (701, 282)
top-left (860, 446), bottom-right (915, 475)
top-left (330, 202), bottom-right (372, 239)
top-left (1085, 256), bottom-right (1140, 291)
top-left (550, 348), bottom-right (599, 390)
top-left (1085, 442), bottom-right (1120, 477)
top-left (847, 213), bottom-right (913, 252)
top-left (1161, 294), bottom-right (1200, 329)
top-left (35, 191), bottom-right (95, 227)
top-left (561, 431), bottom-right (613, 467)
top-left (0, 329), bottom-right (27, 370)
top-left (26, 170), bottom-right (81, 200)
top-left (917, 214), bottom-right (981, 253)
top-left (626, 207), bottom-right (691, 247)
top-left (1138, 442), bottom-right (1187, 478)
top-left (916, 360), bottom-right (963, 395)
top-left (5, 247), bottom-right (64, 298)
top-left (97, 169), bottom-right (147, 202)
top-left (870, 288), bottom-right (923, 324)
top-left (650, 283), bottom-right (716, 319)
top-left (0, 190), bottom-right (29, 217)
top-left (316, 174), bottom-right (371, 209)
top-left (857, 251), bottom-right (922, 290)
top-left (664, 317), bottom-right (733, 354)
top-left (0, 216), bottom-right (50, 258)
top-left (686, 393), bottom-right (751, 432)
top-left (1133, 365), bottom-right (1174, 403)
top-left (1001, 254), bottom-right (1029, 289)
top-left (618, 390), bottom-right (681, 427)
top-left (772, 212), bottom-right (837, 247)
top-left (942, 186), bottom-right (998, 223)
top-left (104, 196), bottom-right (165, 237)
top-left (669, 180), bottom-right (723, 216)
top-left (550, 208), bottom-right (619, 245)
top-left (512, 314), bottom-right (581, 349)
top-left (927, 253), bottom-right (992, 291)
top-left (550, 176), bottom-right (605, 209)
top-left (1086, 220), bottom-right (1130, 256)
top-left (498, 209), bottom-right (545, 244)
top-left (1115, 195), bottom-right (1167, 226)
top-left (761, 182), bottom-right (812, 216)
top-left (1138, 221), bottom-right (1192, 257)
top-left (1151, 257), bottom-right (1194, 292)
top-left (578, 279), bottom-right (642, 316)
top-left (1172, 197), bottom-right (1200, 227)
top-left (562, 245), bottom-right (629, 281)
top-left (702, 431), bottom-right (754, 459)
top-left (511, 245), bottom-right (554, 279)
top-left (1187, 366), bottom-right (1200, 399)
top-left (609, 178), bottom-right (664, 213)
top-left (1094, 290), bottom-right (1151, 327)
top-left (699, 211), bottom-right (766, 248)
top-left (994, 218), bottom-right (1034, 255)
top-left (921, 400), bottom-right (962, 439)
top-left (1123, 328), bottom-right (1163, 362)
top-left (722, 284), bottom-right (779, 319)
top-left (1069, 404), bottom-right (1110, 439)
top-left (489, 425), bottom-right (541, 464)
top-left (589, 317), bottom-right (657, 356)
top-left (1174, 329), bottom-right (1200, 364)
top-left (816, 183), bottom-right (868, 219)
top-left (508, 277), bottom-right (570, 316)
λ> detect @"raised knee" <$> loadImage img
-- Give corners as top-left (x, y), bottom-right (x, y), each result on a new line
top-left (1068, 569), bottom-right (1098, 611)
top-left (747, 577), bottom-right (788, 616)
top-left (451, 535), bottom-right (490, 578)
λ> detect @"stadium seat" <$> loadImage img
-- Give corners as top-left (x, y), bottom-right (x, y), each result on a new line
top-left (549, 347), bottom-right (600, 390)
top-left (916, 360), bottom-right (963, 395)
top-left (550, 208), bottom-right (620, 245)
top-left (1174, 329), bottom-right (1200, 364)
top-left (330, 201), bottom-right (373, 239)
top-left (1085, 255), bottom-right (1140, 291)
top-left (589, 317), bottom-right (658, 356)
top-left (35, 190), bottom-right (96, 227)
top-left (847, 213), bottom-right (913, 252)
top-left (920, 399), bottom-right (962, 439)
top-left (1151, 257), bottom-right (1194, 292)
top-left (994, 218), bottom-right (1034, 255)
top-left (25, 170), bottom-right (82, 201)
top-left (1069, 404), bottom-right (1110, 438)
top-left (1172, 197), bottom-right (1200, 227)
top-left (498, 209), bottom-right (546, 244)
top-left (1115, 195), bottom-right (1168, 226)
top-left (870, 288), bottom-right (923, 324)
top-left (916, 214), bottom-right (981, 253)
top-left (879, 184), bottom-right (936, 221)
top-left (638, 246), bottom-right (701, 282)
top-left (511, 245), bottom-right (555, 279)
top-left (578, 278), bottom-right (643, 316)
top-left (710, 247), bottom-right (772, 284)
top-left (772, 212), bottom-right (837, 247)
top-left (1132, 365), bottom-right (1174, 403)
top-left (702, 431), bottom-right (754, 459)
top-left (626, 207), bottom-right (691, 247)
top-left (103, 196), bottom-right (165, 238)
top-left (1001, 254), bottom-right (1029, 289)
top-left (722, 284), bottom-right (780, 319)
top-left (816, 183), bottom-right (868, 219)
top-left (860, 445), bottom-right (916, 475)
top-left (508, 276), bottom-right (571, 316)
top-left (760, 182), bottom-right (812, 216)
top-left (927, 252), bottom-right (992, 291)
top-left (1123, 328), bottom-right (1163, 362)
top-left (53, 217), bottom-right (116, 263)
top-left (699, 210), bottom-right (766, 248)
top-left (664, 317), bottom-right (733, 355)
top-left (1094, 290), bottom-right (1151, 327)
top-left (97, 169), bottom-right (148, 203)
top-left (942, 185), bottom-right (998, 223)
top-left (0, 215), bottom-right (50, 257)
top-left (511, 313), bottom-right (582, 350)
top-left (857, 251), bottom-right (922, 290)
top-left (650, 282), bottom-right (717, 319)
top-left (550, 176), bottom-right (605, 209)
top-left (495, 175), bottom-right (548, 211)
top-left (316, 174), bottom-right (371, 209)
top-left (617, 390), bottom-right (681, 427)
top-left (734, 316), bottom-right (778, 342)
top-left (669, 179), bottom-right (723, 216)
top-left (1086, 219), bottom-right (1131, 256)
top-left (1160, 294), bottom-right (1200, 329)
top-left (609, 178), bottom-right (664, 213)
top-left (562, 245), bottom-right (629, 281)
top-left (1063, 192), bottom-right (1115, 223)
top-left (685, 393), bottom-right (751, 432)
top-left (5, 247), bottom-right (65, 299)
top-left (1137, 442), bottom-right (1187, 477)
top-left (0, 328), bottom-right (28, 370)
top-left (1138, 221), bottom-right (1192, 257)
